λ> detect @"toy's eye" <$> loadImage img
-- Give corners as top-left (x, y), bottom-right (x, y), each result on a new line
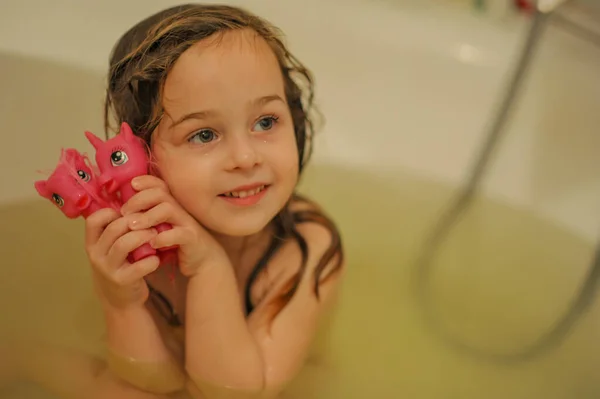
top-left (52, 194), bottom-right (64, 208)
top-left (77, 170), bottom-right (91, 182)
top-left (111, 150), bottom-right (129, 166)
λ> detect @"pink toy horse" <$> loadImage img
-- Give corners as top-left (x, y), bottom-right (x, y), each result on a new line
top-left (34, 148), bottom-right (119, 219)
top-left (85, 122), bottom-right (176, 263)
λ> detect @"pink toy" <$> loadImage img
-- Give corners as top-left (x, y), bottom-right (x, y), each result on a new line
top-left (34, 148), bottom-right (120, 219)
top-left (84, 122), bottom-right (176, 263)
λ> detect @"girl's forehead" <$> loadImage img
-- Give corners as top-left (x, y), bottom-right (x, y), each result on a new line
top-left (162, 29), bottom-right (285, 112)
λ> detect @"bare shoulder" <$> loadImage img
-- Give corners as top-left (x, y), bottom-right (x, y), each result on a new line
top-left (284, 195), bottom-right (344, 281)
top-left (290, 196), bottom-right (341, 252)
top-left (247, 195), bottom-right (345, 319)
top-left (243, 197), bottom-right (345, 388)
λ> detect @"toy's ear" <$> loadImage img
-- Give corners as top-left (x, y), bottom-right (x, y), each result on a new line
top-left (62, 148), bottom-right (80, 164)
top-left (85, 131), bottom-right (104, 150)
top-left (64, 148), bottom-right (80, 158)
top-left (120, 122), bottom-right (135, 142)
top-left (34, 180), bottom-right (50, 198)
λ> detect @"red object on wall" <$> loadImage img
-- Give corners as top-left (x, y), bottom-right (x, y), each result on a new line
top-left (515, 0), bottom-right (534, 12)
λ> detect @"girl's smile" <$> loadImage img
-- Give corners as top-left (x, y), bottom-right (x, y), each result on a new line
top-left (218, 183), bottom-right (270, 207)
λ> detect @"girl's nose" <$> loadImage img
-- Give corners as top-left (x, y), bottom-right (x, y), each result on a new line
top-left (227, 134), bottom-right (261, 170)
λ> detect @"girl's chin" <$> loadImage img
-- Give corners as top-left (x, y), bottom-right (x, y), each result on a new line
top-left (196, 204), bottom-right (281, 239)
top-left (206, 218), bottom-right (272, 238)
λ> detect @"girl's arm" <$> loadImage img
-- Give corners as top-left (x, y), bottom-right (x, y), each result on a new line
top-left (83, 207), bottom-right (186, 394)
top-left (121, 176), bottom-right (344, 396)
top-left (102, 300), bottom-right (186, 394)
top-left (184, 222), bottom-right (344, 397)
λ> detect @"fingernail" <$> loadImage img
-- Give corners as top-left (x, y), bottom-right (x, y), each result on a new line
top-left (131, 177), bottom-right (141, 189)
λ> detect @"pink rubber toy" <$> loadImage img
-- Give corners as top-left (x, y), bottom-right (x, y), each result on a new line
top-left (85, 122), bottom-right (176, 262)
top-left (34, 148), bottom-right (119, 219)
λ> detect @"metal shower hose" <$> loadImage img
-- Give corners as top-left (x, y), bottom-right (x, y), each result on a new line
top-left (414, 0), bottom-right (600, 364)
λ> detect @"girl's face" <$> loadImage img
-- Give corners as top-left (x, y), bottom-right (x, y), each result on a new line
top-left (152, 29), bottom-right (299, 237)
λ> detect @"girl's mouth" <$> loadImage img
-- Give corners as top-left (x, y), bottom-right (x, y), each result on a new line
top-left (218, 184), bottom-right (269, 206)
top-left (220, 184), bottom-right (266, 198)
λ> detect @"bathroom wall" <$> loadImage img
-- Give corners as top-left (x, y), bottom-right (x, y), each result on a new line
top-left (1, 0), bottom-right (599, 240)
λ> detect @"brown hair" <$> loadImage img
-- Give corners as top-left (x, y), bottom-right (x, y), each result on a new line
top-left (103, 4), bottom-right (343, 320)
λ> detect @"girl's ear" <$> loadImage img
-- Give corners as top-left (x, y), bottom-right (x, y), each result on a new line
top-left (148, 159), bottom-right (163, 178)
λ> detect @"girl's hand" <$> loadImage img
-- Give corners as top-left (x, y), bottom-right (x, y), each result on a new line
top-left (120, 175), bottom-right (224, 277)
top-left (84, 208), bottom-right (160, 309)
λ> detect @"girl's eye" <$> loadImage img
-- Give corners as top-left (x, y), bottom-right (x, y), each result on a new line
top-left (189, 129), bottom-right (217, 144)
top-left (253, 116), bottom-right (279, 132)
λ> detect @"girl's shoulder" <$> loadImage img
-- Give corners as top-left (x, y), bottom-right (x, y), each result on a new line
top-left (247, 194), bottom-right (344, 317)
top-left (288, 194), bottom-right (341, 252)
top-left (244, 196), bottom-right (345, 390)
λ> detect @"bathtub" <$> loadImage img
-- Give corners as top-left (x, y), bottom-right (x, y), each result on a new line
top-left (1, 0), bottom-right (599, 398)
top-left (1, 0), bottom-right (599, 239)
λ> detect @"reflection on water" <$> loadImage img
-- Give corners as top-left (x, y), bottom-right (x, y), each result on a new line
top-left (1, 164), bottom-right (599, 398)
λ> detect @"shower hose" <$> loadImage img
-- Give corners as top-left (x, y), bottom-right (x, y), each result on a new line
top-left (415, 1), bottom-right (600, 364)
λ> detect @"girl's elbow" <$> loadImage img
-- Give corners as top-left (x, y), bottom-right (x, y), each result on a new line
top-left (184, 365), bottom-right (266, 398)
top-left (184, 365), bottom-right (298, 399)
top-left (261, 366), bottom-right (301, 398)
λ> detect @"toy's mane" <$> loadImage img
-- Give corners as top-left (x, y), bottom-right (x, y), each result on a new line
top-left (58, 149), bottom-right (121, 211)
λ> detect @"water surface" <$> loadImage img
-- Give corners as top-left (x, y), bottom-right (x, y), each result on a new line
top-left (1, 164), bottom-right (599, 398)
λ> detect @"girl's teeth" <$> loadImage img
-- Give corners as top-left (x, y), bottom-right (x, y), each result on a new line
top-left (225, 185), bottom-right (265, 198)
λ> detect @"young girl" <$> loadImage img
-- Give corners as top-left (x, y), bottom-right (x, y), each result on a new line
top-left (75, 3), bottom-right (344, 398)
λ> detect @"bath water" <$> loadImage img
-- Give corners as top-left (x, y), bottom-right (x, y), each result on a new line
top-left (0, 164), bottom-right (599, 398)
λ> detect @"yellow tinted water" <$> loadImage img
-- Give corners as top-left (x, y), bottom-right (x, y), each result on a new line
top-left (1, 164), bottom-right (599, 398)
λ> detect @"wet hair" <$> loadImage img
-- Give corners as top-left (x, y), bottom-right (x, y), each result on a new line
top-left (103, 3), bottom-right (343, 320)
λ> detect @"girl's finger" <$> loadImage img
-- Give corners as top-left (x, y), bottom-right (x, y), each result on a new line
top-left (120, 187), bottom-right (168, 216)
top-left (129, 202), bottom-right (190, 231)
top-left (113, 255), bottom-right (161, 286)
top-left (130, 175), bottom-right (169, 192)
top-left (150, 226), bottom-right (194, 250)
top-left (85, 208), bottom-right (121, 248)
top-left (106, 229), bottom-right (158, 269)
top-left (96, 213), bottom-right (142, 255)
